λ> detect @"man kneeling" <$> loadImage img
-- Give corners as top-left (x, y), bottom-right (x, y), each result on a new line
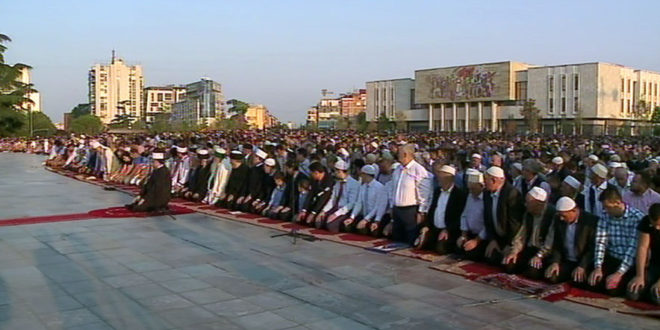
top-left (126, 151), bottom-right (171, 212)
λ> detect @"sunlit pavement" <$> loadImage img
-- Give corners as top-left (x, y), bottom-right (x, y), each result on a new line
top-left (0, 153), bottom-right (657, 330)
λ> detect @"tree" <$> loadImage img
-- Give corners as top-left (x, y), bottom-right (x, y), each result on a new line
top-left (519, 98), bottom-right (541, 134)
top-left (394, 111), bottom-right (407, 131)
top-left (377, 113), bottom-right (393, 131)
top-left (108, 114), bottom-right (134, 129)
top-left (356, 112), bottom-right (368, 132)
top-left (0, 34), bottom-right (36, 136)
top-left (651, 106), bottom-right (660, 136)
top-left (70, 103), bottom-right (91, 118)
top-left (70, 114), bottom-right (104, 135)
top-left (226, 99), bottom-right (249, 116)
top-left (19, 111), bottom-right (56, 136)
top-left (213, 114), bottom-right (248, 130)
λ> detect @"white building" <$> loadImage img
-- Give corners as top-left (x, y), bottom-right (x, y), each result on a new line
top-left (171, 78), bottom-right (224, 127)
top-left (89, 53), bottom-right (144, 124)
top-left (18, 67), bottom-right (41, 113)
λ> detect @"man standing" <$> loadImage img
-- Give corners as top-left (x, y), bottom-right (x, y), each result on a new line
top-left (415, 164), bottom-right (467, 255)
top-left (588, 186), bottom-right (644, 296)
top-left (389, 144), bottom-right (433, 245)
top-left (542, 197), bottom-right (598, 285)
top-left (483, 166), bottom-right (526, 268)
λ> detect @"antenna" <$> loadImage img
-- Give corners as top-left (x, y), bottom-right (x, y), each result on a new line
top-left (111, 49), bottom-right (116, 64)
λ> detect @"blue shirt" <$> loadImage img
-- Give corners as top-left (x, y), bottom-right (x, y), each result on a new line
top-left (565, 222), bottom-right (578, 262)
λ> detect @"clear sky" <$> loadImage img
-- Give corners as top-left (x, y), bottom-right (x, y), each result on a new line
top-left (2, 0), bottom-right (660, 124)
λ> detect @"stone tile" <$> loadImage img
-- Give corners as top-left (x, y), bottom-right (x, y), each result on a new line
top-left (102, 273), bottom-right (151, 288)
top-left (306, 316), bottom-right (374, 330)
top-left (243, 291), bottom-right (302, 310)
top-left (194, 319), bottom-right (244, 330)
top-left (382, 282), bottom-right (443, 299)
top-left (159, 277), bottom-right (211, 293)
top-left (157, 306), bottom-right (219, 328)
top-left (138, 294), bottom-right (195, 312)
top-left (141, 268), bottom-right (192, 282)
top-left (272, 303), bottom-right (339, 324)
top-left (38, 308), bottom-right (104, 329)
top-left (203, 298), bottom-right (264, 317)
top-left (123, 260), bottom-right (171, 273)
top-left (119, 283), bottom-right (172, 300)
top-left (232, 311), bottom-right (298, 330)
top-left (181, 288), bottom-right (235, 305)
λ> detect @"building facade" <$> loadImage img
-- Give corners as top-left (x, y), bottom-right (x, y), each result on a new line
top-left (365, 78), bottom-right (415, 121)
top-left (245, 104), bottom-right (279, 130)
top-left (18, 67), bottom-right (41, 113)
top-left (317, 98), bottom-right (340, 129)
top-left (143, 85), bottom-right (186, 123)
top-left (339, 89), bottom-right (367, 117)
top-left (369, 61), bottom-right (659, 134)
top-left (171, 78), bottom-right (224, 126)
top-left (89, 54), bottom-right (144, 124)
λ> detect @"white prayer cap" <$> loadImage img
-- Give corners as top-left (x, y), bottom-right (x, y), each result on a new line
top-left (610, 154), bottom-right (621, 162)
top-left (608, 162), bottom-right (623, 169)
top-left (230, 150), bottom-right (242, 155)
top-left (197, 149), bottom-right (209, 156)
top-left (255, 149), bottom-right (268, 159)
top-left (486, 166), bottom-right (505, 178)
top-left (123, 147), bottom-right (131, 152)
top-left (552, 157), bottom-right (564, 165)
top-left (588, 154), bottom-right (599, 162)
top-left (335, 159), bottom-right (349, 171)
top-left (563, 175), bottom-right (581, 190)
top-left (361, 164), bottom-right (377, 176)
top-left (176, 146), bottom-right (188, 153)
top-left (467, 171), bottom-right (484, 184)
top-left (371, 142), bottom-right (379, 149)
top-left (338, 148), bottom-right (350, 157)
top-left (591, 163), bottom-right (608, 179)
top-left (264, 158), bottom-right (276, 167)
top-left (556, 197), bottom-right (577, 212)
top-left (439, 165), bottom-right (456, 176)
top-left (512, 162), bottom-right (523, 172)
top-left (391, 162), bottom-right (401, 170)
top-left (528, 187), bottom-right (548, 202)
top-left (465, 168), bottom-right (481, 176)
top-left (471, 153), bottom-right (482, 159)
top-left (366, 153), bottom-right (378, 163)
top-left (90, 140), bottom-right (101, 149)
top-left (152, 152), bottom-right (165, 160)
top-left (213, 146), bottom-right (226, 155)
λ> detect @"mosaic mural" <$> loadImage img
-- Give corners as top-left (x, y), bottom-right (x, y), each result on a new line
top-left (428, 65), bottom-right (497, 101)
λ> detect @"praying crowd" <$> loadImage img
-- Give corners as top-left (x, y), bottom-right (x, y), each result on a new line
top-left (2, 130), bottom-right (660, 305)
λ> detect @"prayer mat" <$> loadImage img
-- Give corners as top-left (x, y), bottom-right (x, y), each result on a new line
top-left (87, 205), bottom-right (194, 218)
top-left (365, 242), bottom-right (410, 253)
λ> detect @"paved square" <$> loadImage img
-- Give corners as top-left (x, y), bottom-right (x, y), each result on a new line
top-left (0, 153), bottom-right (657, 329)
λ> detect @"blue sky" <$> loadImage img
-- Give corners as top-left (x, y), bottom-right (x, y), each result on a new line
top-left (2, 0), bottom-right (659, 124)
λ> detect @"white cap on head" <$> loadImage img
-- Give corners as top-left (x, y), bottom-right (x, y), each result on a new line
top-left (591, 163), bottom-right (608, 179)
top-left (563, 175), bottom-right (581, 190)
top-left (335, 159), bottom-right (349, 171)
top-left (371, 142), bottom-right (379, 149)
top-left (608, 162), bottom-right (624, 169)
top-left (391, 162), bottom-right (401, 170)
top-left (361, 164), bottom-right (377, 176)
top-left (552, 156), bottom-right (564, 165)
top-left (338, 148), bottom-right (349, 157)
top-left (214, 146), bottom-right (226, 154)
top-left (610, 155), bottom-right (621, 162)
top-left (486, 166), bottom-right (505, 178)
top-left (264, 158), bottom-right (276, 167)
top-left (90, 140), bottom-right (101, 149)
top-left (152, 152), bottom-right (165, 160)
top-left (588, 154), bottom-right (599, 162)
top-left (197, 149), bottom-right (209, 156)
top-left (439, 165), bottom-right (456, 176)
top-left (512, 162), bottom-right (523, 172)
top-left (528, 187), bottom-right (548, 202)
top-left (176, 146), bottom-right (188, 153)
top-left (467, 171), bottom-right (484, 184)
top-left (556, 197), bottom-right (577, 212)
top-left (471, 153), bottom-right (482, 159)
top-left (230, 150), bottom-right (242, 155)
top-left (366, 153), bottom-right (378, 163)
top-left (255, 149), bottom-right (268, 159)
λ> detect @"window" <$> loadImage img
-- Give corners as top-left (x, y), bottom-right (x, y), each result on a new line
top-left (561, 97), bottom-right (566, 113)
top-left (574, 74), bottom-right (579, 90)
top-left (391, 88), bottom-right (394, 101)
top-left (621, 99), bottom-right (625, 113)
top-left (642, 82), bottom-right (646, 95)
top-left (549, 77), bottom-right (554, 93)
top-left (515, 82), bottom-right (527, 100)
top-left (628, 79), bottom-right (631, 93)
top-left (549, 98), bottom-right (554, 113)
top-left (621, 79), bottom-right (625, 92)
top-left (561, 75), bottom-right (566, 92)
top-left (627, 99), bottom-right (631, 113)
top-left (574, 96), bottom-right (579, 113)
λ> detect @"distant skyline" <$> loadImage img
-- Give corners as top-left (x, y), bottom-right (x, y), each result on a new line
top-left (2, 0), bottom-right (660, 124)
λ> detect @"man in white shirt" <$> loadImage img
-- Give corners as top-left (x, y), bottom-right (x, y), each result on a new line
top-left (318, 160), bottom-right (361, 232)
top-left (389, 144), bottom-right (433, 245)
top-left (351, 165), bottom-right (389, 236)
top-left (415, 164), bottom-right (467, 255)
top-left (584, 163), bottom-right (610, 217)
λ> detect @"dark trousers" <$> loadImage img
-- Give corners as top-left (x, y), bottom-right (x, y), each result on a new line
top-left (455, 234), bottom-right (487, 261)
top-left (547, 260), bottom-right (590, 288)
top-left (392, 206), bottom-right (418, 246)
top-left (356, 215), bottom-right (392, 237)
top-left (627, 265), bottom-right (660, 304)
top-left (421, 225), bottom-right (461, 255)
top-left (589, 254), bottom-right (635, 297)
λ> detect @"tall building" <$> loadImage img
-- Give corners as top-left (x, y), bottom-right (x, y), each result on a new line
top-left (18, 67), bottom-right (41, 113)
top-left (306, 106), bottom-right (318, 126)
top-left (367, 61), bottom-right (660, 134)
top-left (89, 53), bottom-right (144, 124)
top-left (366, 78), bottom-right (416, 122)
top-left (339, 89), bottom-right (367, 117)
top-left (143, 85), bottom-right (186, 123)
top-left (317, 98), bottom-right (341, 129)
top-left (171, 78), bottom-right (224, 126)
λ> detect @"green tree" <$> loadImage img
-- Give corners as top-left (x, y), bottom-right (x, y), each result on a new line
top-left (520, 98), bottom-right (541, 134)
top-left (70, 103), bottom-right (91, 118)
top-left (377, 113), bottom-right (392, 131)
top-left (19, 111), bottom-right (56, 136)
top-left (226, 99), bottom-right (249, 116)
top-left (70, 114), bottom-right (104, 135)
top-left (0, 34), bottom-right (36, 136)
top-left (356, 112), bottom-right (368, 132)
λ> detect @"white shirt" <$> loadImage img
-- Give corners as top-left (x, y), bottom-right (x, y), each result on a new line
top-left (390, 160), bottom-right (433, 213)
top-left (584, 180), bottom-right (608, 217)
top-left (433, 186), bottom-right (454, 229)
top-left (351, 179), bottom-right (388, 222)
